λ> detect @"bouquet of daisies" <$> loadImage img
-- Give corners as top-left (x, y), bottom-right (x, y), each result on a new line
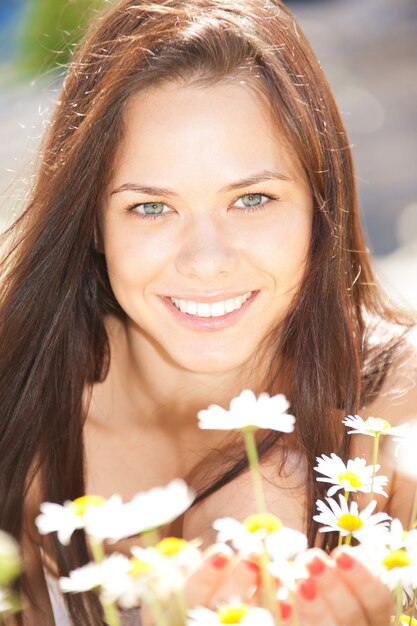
top-left (30, 391), bottom-right (417, 626)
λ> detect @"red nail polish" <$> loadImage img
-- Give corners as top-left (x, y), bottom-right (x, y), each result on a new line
top-left (244, 559), bottom-right (260, 574)
top-left (279, 600), bottom-right (292, 621)
top-left (299, 577), bottom-right (317, 601)
top-left (307, 555), bottom-right (326, 577)
top-left (210, 553), bottom-right (230, 570)
top-left (336, 552), bottom-right (355, 571)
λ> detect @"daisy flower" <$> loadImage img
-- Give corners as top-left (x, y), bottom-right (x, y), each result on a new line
top-left (35, 496), bottom-right (105, 545)
top-left (59, 561), bottom-right (104, 594)
top-left (59, 553), bottom-right (138, 614)
top-left (357, 519), bottom-right (417, 591)
top-left (36, 480), bottom-right (194, 545)
top-left (197, 390), bottom-right (295, 433)
top-left (125, 543), bottom-right (189, 609)
top-left (86, 480), bottom-right (194, 543)
top-left (343, 415), bottom-right (409, 439)
top-left (268, 551), bottom-right (309, 593)
top-left (213, 514), bottom-right (306, 560)
top-left (265, 526), bottom-right (307, 563)
top-left (187, 604), bottom-right (275, 626)
top-left (125, 480), bottom-right (195, 538)
top-left (59, 553), bottom-right (132, 594)
top-left (313, 495), bottom-right (391, 538)
top-left (314, 453), bottom-right (388, 497)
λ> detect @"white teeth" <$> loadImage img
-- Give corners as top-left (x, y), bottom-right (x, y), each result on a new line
top-left (186, 301), bottom-right (197, 315)
top-left (225, 298), bottom-right (235, 313)
top-left (211, 301), bottom-right (226, 317)
top-left (170, 291), bottom-right (252, 318)
top-left (197, 302), bottom-right (211, 317)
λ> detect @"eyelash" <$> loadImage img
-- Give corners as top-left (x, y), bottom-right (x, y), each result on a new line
top-left (126, 191), bottom-right (279, 221)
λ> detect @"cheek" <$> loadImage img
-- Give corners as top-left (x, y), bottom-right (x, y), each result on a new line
top-left (103, 220), bottom-right (172, 278)
top-left (242, 210), bottom-right (312, 286)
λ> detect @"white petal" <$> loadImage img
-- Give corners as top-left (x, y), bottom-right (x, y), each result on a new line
top-left (266, 528), bottom-right (307, 560)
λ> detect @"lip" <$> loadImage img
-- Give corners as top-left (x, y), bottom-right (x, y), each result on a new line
top-left (159, 290), bottom-right (259, 332)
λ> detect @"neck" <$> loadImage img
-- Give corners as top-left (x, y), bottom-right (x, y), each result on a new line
top-left (90, 315), bottom-right (272, 432)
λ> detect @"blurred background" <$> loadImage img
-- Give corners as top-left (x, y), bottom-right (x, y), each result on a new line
top-left (0, 0), bottom-right (416, 309)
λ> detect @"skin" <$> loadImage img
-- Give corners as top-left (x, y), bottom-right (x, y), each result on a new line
top-left (81, 80), bottom-right (416, 625)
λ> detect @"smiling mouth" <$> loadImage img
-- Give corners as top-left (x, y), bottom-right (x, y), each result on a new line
top-left (169, 291), bottom-right (253, 318)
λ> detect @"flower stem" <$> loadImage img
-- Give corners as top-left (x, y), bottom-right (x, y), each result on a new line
top-left (409, 486), bottom-right (417, 530)
top-left (90, 539), bottom-right (106, 564)
top-left (141, 528), bottom-right (161, 548)
top-left (176, 590), bottom-right (188, 625)
top-left (344, 534), bottom-right (352, 546)
top-left (410, 590), bottom-right (416, 624)
top-left (370, 434), bottom-right (380, 501)
top-left (243, 428), bottom-right (267, 514)
top-left (260, 542), bottom-right (280, 625)
top-left (145, 597), bottom-right (170, 626)
top-left (394, 584), bottom-right (403, 626)
top-left (103, 602), bottom-right (122, 626)
top-left (88, 539), bottom-right (121, 626)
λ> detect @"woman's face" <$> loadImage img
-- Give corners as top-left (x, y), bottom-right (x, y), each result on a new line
top-left (101, 81), bottom-right (313, 374)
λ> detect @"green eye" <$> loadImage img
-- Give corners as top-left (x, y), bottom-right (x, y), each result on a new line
top-left (240, 194), bottom-right (264, 207)
top-left (234, 193), bottom-right (274, 211)
top-left (141, 202), bottom-right (166, 215)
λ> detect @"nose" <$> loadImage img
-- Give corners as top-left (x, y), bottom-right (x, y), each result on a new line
top-left (175, 215), bottom-right (238, 282)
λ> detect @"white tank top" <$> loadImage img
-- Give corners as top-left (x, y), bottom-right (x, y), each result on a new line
top-left (44, 569), bottom-right (142, 626)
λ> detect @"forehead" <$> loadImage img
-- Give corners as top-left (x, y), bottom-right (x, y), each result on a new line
top-left (112, 80), bottom-right (303, 188)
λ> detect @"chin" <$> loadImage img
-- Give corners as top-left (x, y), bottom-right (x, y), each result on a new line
top-left (171, 345), bottom-right (256, 375)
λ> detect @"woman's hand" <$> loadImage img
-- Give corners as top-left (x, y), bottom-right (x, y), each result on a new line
top-left (183, 542), bottom-right (259, 608)
top-left (290, 547), bottom-right (394, 626)
top-left (141, 543), bottom-right (259, 626)
top-left (142, 544), bottom-right (394, 625)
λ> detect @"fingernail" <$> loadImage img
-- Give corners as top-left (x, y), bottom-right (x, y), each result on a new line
top-left (243, 559), bottom-right (260, 575)
top-left (209, 553), bottom-right (230, 570)
top-left (299, 577), bottom-right (317, 601)
top-left (279, 600), bottom-right (292, 621)
top-left (335, 551), bottom-right (355, 571)
top-left (306, 555), bottom-right (326, 577)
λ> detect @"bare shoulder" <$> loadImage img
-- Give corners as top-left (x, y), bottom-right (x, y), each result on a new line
top-left (359, 322), bottom-right (417, 523)
top-left (362, 321), bottom-right (417, 423)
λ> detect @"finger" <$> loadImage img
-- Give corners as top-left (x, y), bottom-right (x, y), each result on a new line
top-left (295, 577), bottom-right (337, 626)
top-left (332, 547), bottom-right (393, 626)
top-left (184, 543), bottom-right (235, 607)
top-left (208, 556), bottom-right (259, 607)
top-left (277, 598), bottom-right (293, 625)
top-left (304, 549), bottom-right (368, 626)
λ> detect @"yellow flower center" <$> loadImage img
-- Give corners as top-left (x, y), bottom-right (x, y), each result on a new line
top-left (217, 604), bottom-right (250, 624)
top-left (364, 417), bottom-right (391, 433)
top-left (337, 514), bottom-right (364, 532)
top-left (156, 537), bottom-right (188, 556)
top-left (338, 470), bottom-right (363, 489)
top-left (382, 549), bottom-right (412, 570)
top-left (129, 557), bottom-right (153, 576)
top-left (243, 513), bottom-right (283, 534)
top-left (391, 616), bottom-right (417, 626)
top-left (71, 495), bottom-right (106, 517)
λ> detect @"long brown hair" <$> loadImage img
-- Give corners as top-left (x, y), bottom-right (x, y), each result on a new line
top-left (0, 0), bottom-right (413, 623)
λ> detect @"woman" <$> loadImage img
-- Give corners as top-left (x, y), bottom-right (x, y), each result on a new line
top-left (0, 0), bottom-right (416, 624)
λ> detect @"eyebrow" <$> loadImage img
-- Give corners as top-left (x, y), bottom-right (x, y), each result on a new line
top-left (110, 170), bottom-right (292, 197)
